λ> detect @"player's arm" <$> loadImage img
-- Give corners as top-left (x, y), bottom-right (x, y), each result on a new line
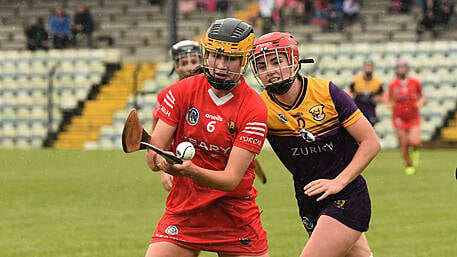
top-left (305, 117), bottom-right (380, 200)
top-left (372, 83), bottom-right (384, 103)
top-left (347, 82), bottom-right (355, 98)
top-left (158, 146), bottom-right (255, 192)
top-left (150, 115), bottom-right (174, 191)
top-left (146, 119), bottom-right (175, 171)
top-left (305, 82), bottom-right (380, 201)
top-left (415, 82), bottom-right (426, 108)
top-left (150, 118), bottom-right (254, 191)
top-left (336, 117), bottom-right (380, 186)
top-left (385, 83), bottom-right (395, 109)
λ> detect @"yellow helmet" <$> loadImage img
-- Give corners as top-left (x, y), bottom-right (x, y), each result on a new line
top-left (201, 18), bottom-right (255, 90)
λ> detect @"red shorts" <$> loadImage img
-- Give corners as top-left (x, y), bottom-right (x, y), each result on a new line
top-left (393, 114), bottom-right (420, 130)
top-left (150, 205), bottom-right (268, 255)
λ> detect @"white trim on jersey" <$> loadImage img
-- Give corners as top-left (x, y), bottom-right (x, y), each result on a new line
top-left (244, 126), bottom-right (266, 132)
top-left (246, 122), bottom-right (267, 127)
top-left (167, 90), bottom-right (175, 102)
top-left (163, 91), bottom-right (175, 109)
top-left (243, 122), bottom-right (267, 137)
top-left (242, 131), bottom-right (265, 137)
top-left (163, 98), bottom-right (174, 109)
top-left (208, 89), bottom-right (234, 106)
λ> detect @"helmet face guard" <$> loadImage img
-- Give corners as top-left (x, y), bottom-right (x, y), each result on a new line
top-left (250, 47), bottom-right (299, 95)
top-left (201, 18), bottom-right (254, 91)
top-left (202, 48), bottom-right (248, 91)
top-left (169, 40), bottom-right (202, 78)
top-left (249, 32), bottom-right (313, 95)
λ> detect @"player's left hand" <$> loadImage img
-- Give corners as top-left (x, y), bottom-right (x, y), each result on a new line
top-left (303, 179), bottom-right (345, 201)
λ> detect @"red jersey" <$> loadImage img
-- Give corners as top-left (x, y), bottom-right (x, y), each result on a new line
top-left (156, 73), bottom-right (268, 224)
top-left (152, 87), bottom-right (167, 121)
top-left (388, 77), bottom-right (422, 119)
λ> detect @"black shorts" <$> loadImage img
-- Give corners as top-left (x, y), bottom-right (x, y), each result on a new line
top-left (298, 176), bottom-right (371, 233)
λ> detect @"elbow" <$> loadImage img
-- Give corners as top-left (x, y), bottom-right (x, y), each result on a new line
top-left (217, 177), bottom-right (243, 192)
top-left (218, 183), bottom-right (238, 192)
top-left (373, 137), bottom-right (381, 155)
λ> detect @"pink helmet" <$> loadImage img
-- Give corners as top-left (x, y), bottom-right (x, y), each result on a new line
top-left (251, 32), bottom-right (299, 65)
top-left (249, 32), bottom-right (313, 95)
top-left (395, 59), bottom-right (409, 67)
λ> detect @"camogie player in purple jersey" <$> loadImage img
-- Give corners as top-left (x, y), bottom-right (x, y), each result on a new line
top-left (249, 32), bottom-right (380, 257)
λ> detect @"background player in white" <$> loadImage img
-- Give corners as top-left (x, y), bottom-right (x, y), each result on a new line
top-left (145, 18), bottom-right (270, 257)
top-left (250, 32), bottom-right (380, 257)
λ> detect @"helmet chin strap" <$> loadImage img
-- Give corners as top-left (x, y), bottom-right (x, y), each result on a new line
top-left (204, 71), bottom-right (237, 91)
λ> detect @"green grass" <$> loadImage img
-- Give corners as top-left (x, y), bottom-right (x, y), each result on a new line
top-left (0, 149), bottom-right (456, 257)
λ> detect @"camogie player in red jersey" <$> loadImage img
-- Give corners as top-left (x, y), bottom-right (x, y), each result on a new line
top-left (387, 59), bottom-right (425, 175)
top-left (152, 40), bottom-right (202, 191)
top-left (145, 18), bottom-right (270, 257)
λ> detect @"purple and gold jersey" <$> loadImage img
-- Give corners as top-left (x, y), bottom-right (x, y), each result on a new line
top-left (260, 76), bottom-right (363, 182)
top-left (261, 76), bottom-right (372, 232)
top-left (350, 75), bottom-right (383, 123)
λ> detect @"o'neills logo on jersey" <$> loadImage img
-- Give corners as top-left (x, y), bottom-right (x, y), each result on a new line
top-left (205, 113), bottom-right (223, 122)
top-left (186, 107), bottom-right (199, 126)
top-left (309, 104), bottom-right (325, 121)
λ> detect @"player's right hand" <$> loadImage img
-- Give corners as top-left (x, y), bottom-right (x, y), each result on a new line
top-left (146, 150), bottom-right (160, 171)
top-left (161, 171), bottom-right (173, 191)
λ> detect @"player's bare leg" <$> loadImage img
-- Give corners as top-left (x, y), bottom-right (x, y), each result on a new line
top-left (407, 125), bottom-right (422, 167)
top-left (395, 128), bottom-right (414, 174)
top-left (218, 253), bottom-right (269, 257)
top-left (345, 233), bottom-right (372, 257)
top-left (145, 242), bottom-right (199, 257)
top-left (299, 215), bottom-right (364, 257)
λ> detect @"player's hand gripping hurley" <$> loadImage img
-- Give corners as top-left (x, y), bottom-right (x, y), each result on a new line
top-left (121, 109), bottom-right (183, 164)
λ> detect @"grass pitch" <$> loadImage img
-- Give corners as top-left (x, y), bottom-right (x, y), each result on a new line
top-left (0, 149), bottom-right (456, 257)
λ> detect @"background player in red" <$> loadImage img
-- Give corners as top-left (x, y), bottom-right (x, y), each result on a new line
top-left (348, 58), bottom-right (384, 125)
top-left (249, 32), bottom-right (380, 257)
top-left (152, 40), bottom-right (202, 191)
top-left (387, 59), bottom-right (425, 175)
top-left (145, 18), bottom-right (270, 257)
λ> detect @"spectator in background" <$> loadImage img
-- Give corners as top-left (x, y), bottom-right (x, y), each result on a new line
top-left (73, 5), bottom-right (94, 48)
top-left (417, 0), bottom-right (438, 38)
top-left (49, 7), bottom-right (71, 49)
top-left (259, 0), bottom-right (275, 34)
top-left (148, 0), bottom-right (164, 6)
top-left (348, 59), bottom-right (384, 125)
top-left (25, 17), bottom-right (49, 51)
top-left (436, 0), bottom-right (455, 26)
top-left (325, 0), bottom-right (344, 31)
top-left (179, 0), bottom-right (196, 16)
top-left (390, 0), bottom-right (412, 13)
top-left (343, 0), bottom-right (360, 24)
top-left (302, 0), bottom-right (315, 24)
top-left (315, 0), bottom-right (330, 20)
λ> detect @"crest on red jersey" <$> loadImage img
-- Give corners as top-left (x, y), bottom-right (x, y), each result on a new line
top-left (186, 107), bottom-right (199, 126)
top-left (228, 120), bottom-right (236, 134)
